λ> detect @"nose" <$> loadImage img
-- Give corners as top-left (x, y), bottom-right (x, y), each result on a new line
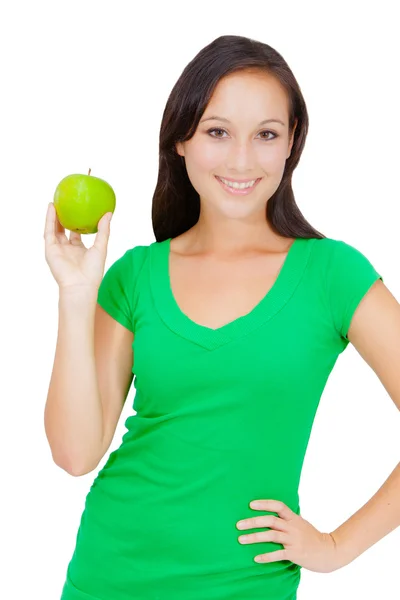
top-left (225, 141), bottom-right (256, 172)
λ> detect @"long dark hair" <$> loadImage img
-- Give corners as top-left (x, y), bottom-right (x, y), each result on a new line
top-left (151, 34), bottom-right (325, 243)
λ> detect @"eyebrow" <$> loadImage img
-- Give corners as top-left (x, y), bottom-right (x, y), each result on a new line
top-left (199, 115), bottom-right (286, 127)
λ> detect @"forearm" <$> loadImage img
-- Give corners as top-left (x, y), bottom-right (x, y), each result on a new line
top-left (44, 289), bottom-right (104, 475)
top-left (329, 461), bottom-right (400, 567)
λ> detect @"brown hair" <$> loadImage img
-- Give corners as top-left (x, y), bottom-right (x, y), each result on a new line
top-left (151, 34), bottom-right (325, 242)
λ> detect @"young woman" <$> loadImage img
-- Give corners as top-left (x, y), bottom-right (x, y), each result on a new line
top-left (44, 34), bottom-right (400, 600)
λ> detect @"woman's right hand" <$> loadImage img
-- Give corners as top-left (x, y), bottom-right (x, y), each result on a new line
top-left (44, 202), bottom-right (113, 293)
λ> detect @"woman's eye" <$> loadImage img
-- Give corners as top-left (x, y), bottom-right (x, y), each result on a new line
top-left (207, 128), bottom-right (277, 141)
top-left (259, 130), bottom-right (277, 141)
top-left (208, 128), bottom-right (226, 138)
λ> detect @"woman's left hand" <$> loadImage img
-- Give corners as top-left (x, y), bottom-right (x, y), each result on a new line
top-left (236, 499), bottom-right (343, 573)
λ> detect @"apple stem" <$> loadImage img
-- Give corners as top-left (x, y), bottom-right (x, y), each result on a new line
top-left (88, 168), bottom-right (91, 176)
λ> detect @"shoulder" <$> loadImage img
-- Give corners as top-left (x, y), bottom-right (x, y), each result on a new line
top-left (312, 235), bottom-right (358, 254)
top-left (308, 235), bottom-right (383, 305)
top-left (101, 243), bottom-right (152, 290)
top-left (123, 243), bottom-right (151, 260)
top-left (312, 236), bottom-right (383, 342)
top-left (311, 236), bottom-right (377, 271)
top-left (115, 243), bottom-right (151, 270)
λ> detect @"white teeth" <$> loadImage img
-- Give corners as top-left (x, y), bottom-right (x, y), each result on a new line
top-left (218, 177), bottom-right (257, 189)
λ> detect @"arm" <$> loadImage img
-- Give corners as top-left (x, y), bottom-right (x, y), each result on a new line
top-left (44, 289), bottom-right (103, 475)
top-left (329, 279), bottom-right (400, 566)
top-left (330, 461), bottom-right (400, 566)
top-left (44, 289), bottom-right (134, 476)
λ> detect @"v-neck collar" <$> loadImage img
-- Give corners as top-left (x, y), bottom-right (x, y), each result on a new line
top-left (149, 236), bottom-right (315, 350)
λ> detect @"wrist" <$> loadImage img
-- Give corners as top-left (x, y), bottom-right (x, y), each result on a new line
top-left (328, 529), bottom-right (358, 570)
top-left (58, 286), bottom-right (99, 308)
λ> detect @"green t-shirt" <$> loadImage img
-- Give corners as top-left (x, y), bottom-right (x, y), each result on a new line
top-left (60, 235), bottom-right (383, 600)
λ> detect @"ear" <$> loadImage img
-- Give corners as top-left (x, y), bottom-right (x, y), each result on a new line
top-left (175, 142), bottom-right (185, 157)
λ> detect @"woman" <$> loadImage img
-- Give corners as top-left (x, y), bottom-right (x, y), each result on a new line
top-left (44, 34), bottom-right (400, 600)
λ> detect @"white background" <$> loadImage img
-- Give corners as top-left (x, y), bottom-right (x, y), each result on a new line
top-left (1, 1), bottom-right (399, 598)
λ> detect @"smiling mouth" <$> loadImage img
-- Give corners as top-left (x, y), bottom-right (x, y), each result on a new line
top-left (216, 176), bottom-right (261, 186)
top-left (215, 175), bottom-right (262, 194)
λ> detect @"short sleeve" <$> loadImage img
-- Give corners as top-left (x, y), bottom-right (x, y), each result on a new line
top-left (97, 248), bottom-right (139, 332)
top-left (326, 240), bottom-right (383, 342)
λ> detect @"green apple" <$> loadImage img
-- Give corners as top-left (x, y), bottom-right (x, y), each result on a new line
top-left (53, 168), bottom-right (116, 234)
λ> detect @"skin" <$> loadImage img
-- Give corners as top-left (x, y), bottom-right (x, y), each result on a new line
top-left (175, 69), bottom-right (298, 258)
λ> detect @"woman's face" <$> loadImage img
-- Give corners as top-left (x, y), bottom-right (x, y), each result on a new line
top-left (176, 70), bottom-right (297, 219)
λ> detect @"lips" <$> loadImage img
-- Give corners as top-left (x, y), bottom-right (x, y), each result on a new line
top-left (216, 176), bottom-right (261, 183)
top-left (215, 176), bottom-right (261, 187)
top-left (215, 175), bottom-right (262, 195)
